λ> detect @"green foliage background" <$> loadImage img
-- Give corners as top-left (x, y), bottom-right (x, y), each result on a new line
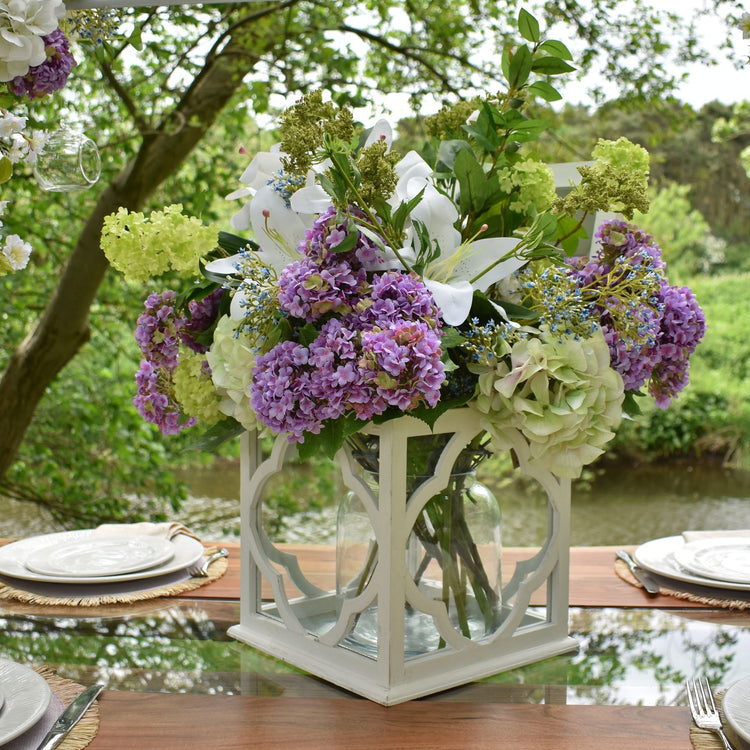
top-left (2, 4), bottom-right (749, 528)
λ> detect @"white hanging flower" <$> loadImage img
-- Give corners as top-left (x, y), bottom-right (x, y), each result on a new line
top-left (1, 233), bottom-right (31, 272)
top-left (0, 0), bottom-right (65, 82)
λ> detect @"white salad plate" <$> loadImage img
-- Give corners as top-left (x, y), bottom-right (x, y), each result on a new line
top-left (633, 536), bottom-right (750, 592)
top-left (0, 530), bottom-right (203, 584)
top-left (0, 659), bottom-right (51, 746)
top-left (723, 675), bottom-right (750, 746)
top-left (672, 537), bottom-right (750, 585)
top-left (24, 534), bottom-right (175, 578)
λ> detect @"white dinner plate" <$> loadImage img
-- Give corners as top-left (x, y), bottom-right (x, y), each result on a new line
top-left (724, 675), bottom-right (750, 746)
top-left (633, 536), bottom-right (750, 592)
top-left (0, 530), bottom-right (203, 584)
top-left (0, 685), bottom-right (4, 712)
top-left (0, 659), bottom-right (51, 746)
top-left (672, 538), bottom-right (750, 585)
top-left (24, 534), bottom-right (175, 578)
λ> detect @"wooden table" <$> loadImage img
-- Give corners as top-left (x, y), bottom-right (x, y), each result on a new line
top-left (1, 542), bottom-right (748, 749)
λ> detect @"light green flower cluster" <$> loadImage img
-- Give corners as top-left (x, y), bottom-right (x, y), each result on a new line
top-left (472, 328), bottom-right (624, 478)
top-left (101, 204), bottom-right (218, 283)
top-left (172, 351), bottom-right (222, 424)
top-left (591, 136), bottom-right (649, 175)
top-left (552, 137), bottom-right (650, 220)
top-left (205, 314), bottom-right (260, 432)
top-left (498, 159), bottom-right (556, 215)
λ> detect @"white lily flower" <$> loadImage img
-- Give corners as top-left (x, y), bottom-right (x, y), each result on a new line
top-left (389, 152), bottom-right (526, 325)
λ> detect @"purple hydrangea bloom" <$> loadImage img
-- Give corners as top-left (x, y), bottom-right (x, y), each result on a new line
top-left (180, 288), bottom-right (225, 353)
top-left (133, 290), bottom-right (199, 434)
top-left (10, 29), bottom-right (76, 100)
top-left (568, 220), bottom-right (706, 405)
top-left (648, 284), bottom-right (706, 407)
top-left (355, 271), bottom-right (442, 330)
top-left (299, 205), bottom-right (384, 268)
top-left (278, 257), bottom-right (367, 322)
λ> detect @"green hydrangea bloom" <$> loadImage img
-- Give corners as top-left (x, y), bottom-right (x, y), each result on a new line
top-left (472, 327), bottom-right (624, 478)
top-left (172, 350), bottom-right (223, 424)
top-left (101, 204), bottom-right (218, 283)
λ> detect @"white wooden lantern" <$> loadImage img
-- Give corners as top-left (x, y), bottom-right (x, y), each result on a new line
top-left (228, 408), bottom-right (577, 705)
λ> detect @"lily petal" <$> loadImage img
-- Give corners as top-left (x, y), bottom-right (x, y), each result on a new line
top-left (290, 184), bottom-right (332, 214)
top-left (238, 149), bottom-right (284, 190)
top-left (364, 119), bottom-right (393, 149)
top-left (250, 186), bottom-right (307, 270)
top-left (452, 237), bottom-right (525, 291)
top-left (205, 254), bottom-right (243, 277)
top-left (424, 277), bottom-right (475, 326)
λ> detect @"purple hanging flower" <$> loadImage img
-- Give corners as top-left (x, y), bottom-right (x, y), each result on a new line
top-left (10, 29), bottom-right (76, 100)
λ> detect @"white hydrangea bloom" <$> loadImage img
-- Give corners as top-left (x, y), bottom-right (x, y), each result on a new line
top-left (205, 314), bottom-right (259, 432)
top-left (0, 0), bottom-right (65, 82)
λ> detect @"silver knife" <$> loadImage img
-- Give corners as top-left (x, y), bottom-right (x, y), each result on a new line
top-left (616, 550), bottom-right (662, 595)
top-left (36, 683), bottom-right (103, 750)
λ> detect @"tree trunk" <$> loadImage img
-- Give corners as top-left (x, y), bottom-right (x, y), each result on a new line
top-left (0, 33), bottom-right (263, 478)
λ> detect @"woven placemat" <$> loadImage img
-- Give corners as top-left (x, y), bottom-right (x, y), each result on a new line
top-left (0, 547), bottom-right (228, 608)
top-left (3, 666), bottom-right (101, 750)
top-left (689, 690), bottom-right (748, 750)
top-left (614, 559), bottom-right (750, 610)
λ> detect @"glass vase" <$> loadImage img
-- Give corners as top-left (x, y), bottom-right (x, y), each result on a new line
top-left (336, 434), bottom-right (502, 656)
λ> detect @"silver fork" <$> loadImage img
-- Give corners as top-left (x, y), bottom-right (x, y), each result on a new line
top-left (188, 547), bottom-right (229, 577)
top-left (686, 676), bottom-right (735, 750)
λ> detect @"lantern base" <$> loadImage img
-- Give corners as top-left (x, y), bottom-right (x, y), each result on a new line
top-left (229, 606), bottom-right (578, 705)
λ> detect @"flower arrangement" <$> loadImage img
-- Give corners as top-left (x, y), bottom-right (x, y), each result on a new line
top-left (0, 0), bottom-right (118, 100)
top-left (101, 10), bottom-right (706, 482)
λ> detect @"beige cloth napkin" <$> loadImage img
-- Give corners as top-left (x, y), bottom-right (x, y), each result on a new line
top-left (91, 521), bottom-right (201, 542)
top-left (682, 530), bottom-right (750, 543)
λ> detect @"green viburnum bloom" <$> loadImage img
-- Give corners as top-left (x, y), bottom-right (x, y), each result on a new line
top-left (472, 327), bottom-right (624, 478)
top-left (101, 204), bottom-right (219, 283)
top-left (205, 314), bottom-right (260, 432)
top-left (172, 351), bottom-right (223, 424)
top-left (498, 158), bottom-right (556, 215)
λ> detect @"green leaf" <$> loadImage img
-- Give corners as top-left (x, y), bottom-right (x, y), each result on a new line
top-left (453, 148), bottom-right (489, 215)
top-left (528, 80), bottom-right (562, 102)
top-left (436, 139), bottom-right (473, 171)
top-left (296, 413), bottom-right (362, 460)
top-left (0, 157), bottom-right (12, 184)
top-left (531, 56), bottom-right (576, 76)
top-left (508, 44), bottom-right (533, 88)
top-left (217, 230), bottom-right (256, 254)
top-left (298, 323), bottom-right (319, 346)
top-left (441, 327), bottom-right (466, 349)
top-left (539, 39), bottom-right (574, 60)
top-left (330, 223), bottom-right (360, 254)
top-left (518, 9), bottom-right (540, 43)
top-left (128, 26), bottom-right (143, 51)
top-left (185, 418), bottom-right (245, 452)
top-left (501, 47), bottom-right (511, 84)
top-left (509, 118), bottom-right (550, 143)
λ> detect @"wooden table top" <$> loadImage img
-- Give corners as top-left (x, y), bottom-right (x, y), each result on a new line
top-left (88, 692), bottom-right (694, 749)
top-left (187, 542), bottom-right (748, 611)
top-left (1, 540), bottom-right (745, 748)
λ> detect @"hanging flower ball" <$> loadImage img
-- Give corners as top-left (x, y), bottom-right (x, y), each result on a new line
top-left (9, 28), bottom-right (76, 100)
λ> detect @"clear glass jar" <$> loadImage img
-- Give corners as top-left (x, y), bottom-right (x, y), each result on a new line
top-left (336, 435), bottom-right (502, 657)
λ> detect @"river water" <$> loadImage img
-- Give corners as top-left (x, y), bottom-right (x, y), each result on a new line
top-left (2, 459), bottom-right (748, 546)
